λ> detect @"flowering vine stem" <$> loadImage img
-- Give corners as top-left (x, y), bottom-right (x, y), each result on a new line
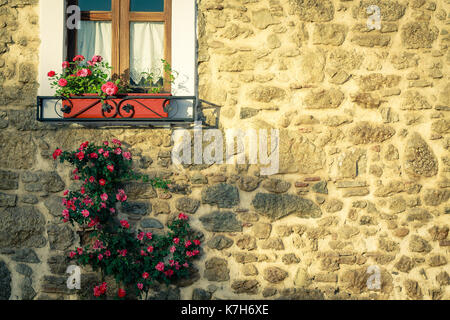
top-left (54, 140), bottom-right (201, 300)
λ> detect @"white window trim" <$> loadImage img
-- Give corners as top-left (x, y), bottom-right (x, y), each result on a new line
top-left (38, 0), bottom-right (197, 100)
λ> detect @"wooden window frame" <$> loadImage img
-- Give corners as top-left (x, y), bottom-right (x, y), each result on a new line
top-left (66, 0), bottom-right (172, 93)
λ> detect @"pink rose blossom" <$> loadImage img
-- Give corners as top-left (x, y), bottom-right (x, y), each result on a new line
top-left (155, 262), bottom-right (165, 272)
top-left (81, 209), bottom-right (90, 217)
top-left (101, 81), bottom-right (118, 96)
top-left (58, 78), bottom-right (68, 87)
top-left (100, 193), bottom-right (108, 201)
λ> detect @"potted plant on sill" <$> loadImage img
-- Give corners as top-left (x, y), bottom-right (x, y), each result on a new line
top-left (48, 55), bottom-right (175, 119)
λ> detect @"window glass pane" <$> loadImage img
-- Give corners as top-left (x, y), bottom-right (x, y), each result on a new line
top-left (129, 22), bottom-right (165, 89)
top-left (77, 21), bottom-right (112, 68)
top-left (78, 0), bottom-right (111, 11)
top-left (130, 0), bottom-right (164, 12)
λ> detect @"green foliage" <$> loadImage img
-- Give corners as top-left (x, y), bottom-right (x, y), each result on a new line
top-left (139, 59), bottom-right (178, 94)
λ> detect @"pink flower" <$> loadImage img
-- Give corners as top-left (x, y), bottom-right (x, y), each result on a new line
top-left (123, 152), bottom-right (132, 160)
top-left (76, 68), bottom-right (92, 77)
top-left (89, 153), bottom-right (98, 159)
top-left (89, 176), bottom-right (95, 183)
top-left (173, 238), bottom-right (180, 244)
top-left (92, 55), bottom-right (103, 63)
top-left (81, 209), bottom-right (90, 217)
top-left (185, 240), bottom-right (192, 248)
top-left (99, 179), bottom-right (106, 186)
top-left (137, 232), bottom-right (144, 241)
top-left (137, 283), bottom-right (143, 290)
top-left (146, 246), bottom-right (154, 253)
top-left (75, 151), bottom-right (85, 160)
top-left (98, 254), bottom-right (103, 261)
top-left (100, 193), bottom-right (108, 201)
top-left (109, 207), bottom-right (115, 213)
top-left (170, 246), bottom-right (176, 253)
top-left (117, 249), bottom-right (127, 257)
top-left (146, 232), bottom-right (152, 240)
top-left (112, 139), bottom-right (122, 146)
top-left (69, 251), bottom-right (76, 258)
top-left (104, 250), bottom-right (111, 257)
top-left (80, 141), bottom-right (89, 149)
top-left (58, 78), bottom-right (68, 87)
top-left (53, 148), bottom-right (62, 160)
top-left (94, 282), bottom-right (107, 297)
top-left (116, 189), bottom-right (127, 202)
top-left (142, 272), bottom-right (149, 279)
top-left (73, 174), bottom-right (80, 180)
top-left (178, 213), bottom-right (188, 220)
top-left (48, 71), bottom-right (56, 77)
top-left (77, 247), bottom-right (83, 255)
top-left (73, 55), bottom-right (85, 62)
top-left (103, 141), bottom-right (109, 146)
top-left (107, 164), bottom-right (114, 172)
top-left (140, 250), bottom-right (147, 256)
top-left (164, 269), bottom-right (174, 277)
top-left (101, 81), bottom-right (118, 96)
top-left (63, 190), bottom-right (69, 196)
top-left (114, 148), bottom-right (122, 155)
top-left (120, 220), bottom-right (130, 229)
top-left (62, 61), bottom-right (70, 68)
top-left (155, 262), bottom-right (165, 272)
top-left (183, 263), bottom-right (189, 268)
top-left (88, 219), bottom-right (97, 227)
top-left (193, 240), bottom-right (201, 246)
top-left (103, 151), bottom-right (109, 158)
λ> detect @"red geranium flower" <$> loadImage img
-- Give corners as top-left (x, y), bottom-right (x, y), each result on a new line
top-left (73, 55), bottom-right (85, 62)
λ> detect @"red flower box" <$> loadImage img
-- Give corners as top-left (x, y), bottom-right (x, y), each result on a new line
top-left (62, 93), bottom-right (170, 119)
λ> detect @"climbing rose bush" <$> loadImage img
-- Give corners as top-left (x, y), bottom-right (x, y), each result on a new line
top-left (54, 140), bottom-right (201, 300)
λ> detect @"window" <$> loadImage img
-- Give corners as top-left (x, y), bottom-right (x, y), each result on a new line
top-left (38, 0), bottom-right (197, 123)
top-left (67, 0), bottom-right (172, 92)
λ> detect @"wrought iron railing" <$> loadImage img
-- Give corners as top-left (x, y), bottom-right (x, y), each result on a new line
top-left (37, 95), bottom-right (198, 125)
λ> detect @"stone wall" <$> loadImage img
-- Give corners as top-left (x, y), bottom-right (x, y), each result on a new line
top-left (0, 0), bottom-right (449, 300)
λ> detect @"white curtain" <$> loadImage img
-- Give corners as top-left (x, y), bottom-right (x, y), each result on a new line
top-left (77, 21), bottom-right (112, 66)
top-left (130, 22), bottom-right (164, 85)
